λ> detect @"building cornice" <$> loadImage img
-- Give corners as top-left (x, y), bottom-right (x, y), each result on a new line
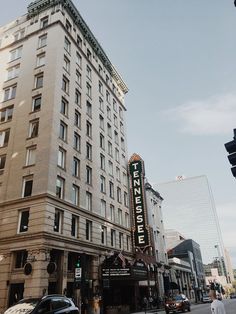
top-left (27, 0), bottom-right (128, 94)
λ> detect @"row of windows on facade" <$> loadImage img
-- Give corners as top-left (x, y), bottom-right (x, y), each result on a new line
top-left (17, 209), bottom-right (130, 249)
top-left (19, 175), bottom-right (129, 225)
top-left (7, 31), bottom-right (124, 117)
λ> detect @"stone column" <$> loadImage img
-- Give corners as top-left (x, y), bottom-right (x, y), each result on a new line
top-left (24, 249), bottom-right (50, 298)
top-left (0, 252), bottom-right (11, 313)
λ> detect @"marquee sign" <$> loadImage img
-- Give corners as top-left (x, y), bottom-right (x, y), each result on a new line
top-left (128, 154), bottom-right (150, 249)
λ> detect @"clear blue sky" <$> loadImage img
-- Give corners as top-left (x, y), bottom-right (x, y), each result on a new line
top-left (1, 0), bottom-right (236, 267)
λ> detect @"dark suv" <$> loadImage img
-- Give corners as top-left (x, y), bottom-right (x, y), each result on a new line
top-left (4, 295), bottom-right (79, 314)
top-left (165, 294), bottom-right (191, 313)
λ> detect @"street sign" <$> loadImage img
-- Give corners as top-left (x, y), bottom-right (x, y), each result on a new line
top-left (75, 267), bottom-right (82, 280)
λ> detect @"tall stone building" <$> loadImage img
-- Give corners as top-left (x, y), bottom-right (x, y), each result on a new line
top-left (0, 0), bottom-right (131, 310)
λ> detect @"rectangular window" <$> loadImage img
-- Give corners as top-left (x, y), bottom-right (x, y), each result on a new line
top-left (54, 209), bottom-right (63, 233)
top-left (59, 121), bottom-right (67, 141)
top-left (108, 141), bottom-right (113, 156)
top-left (107, 123), bottom-right (112, 138)
top-left (101, 199), bottom-right (106, 217)
top-left (74, 110), bottom-right (81, 128)
top-left (99, 98), bottom-right (104, 111)
top-left (26, 146), bottom-right (36, 166)
top-left (77, 35), bottom-right (82, 47)
top-left (72, 184), bottom-right (80, 206)
top-left (18, 210), bottom-right (29, 233)
top-left (86, 191), bottom-right (92, 211)
top-left (0, 154), bottom-right (6, 172)
top-left (22, 176), bottom-right (33, 197)
top-left (86, 166), bottom-right (92, 185)
top-left (64, 37), bottom-right (71, 53)
top-left (108, 161), bottom-right (113, 176)
top-left (3, 85), bottom-right (17, 101)
top-left (114, 131), bottom-right (119, 144)
top-left (0, 106), bottom-right (13, 123)
top-left (99, 81), bottom-right (103, 94)
top-left (124, 191), bottom-right (128, 207)
top-left (14, 29), bottom-right (25, 41)
top-left (71, 215), bottom-right (78, 237)
top-left (76, 70), bottom-right (81, 86)
top-left (58, 147), bottom-right (66, 169)
top-left (119, 107), bottom-right (124, 120)
top-left (32, 96), bottom-right (41, 112)
top-left (111, 229), bottom-right (116, 247)
top-left (127, 235), bottom-right (130, 251)
top-left (121, 137), bottom-right (125, 151)
top-left (87, 49), bottom-right (91, 60)
top-left (107, 106), bottom-right (111, 120)
top-left (86, 101), bottom-right (92, 117)
top-left (100, 175), bottom-right (106, 193)
top-left (86, 220), bottom-right (92, 241)
top-left (62, 76), bottom-right (69, 94)
top-left (106, 90), bottom-right (110, 103)
top-left (28, 119), bottom-right (39, 138)
top-left (120, 121), bottom-right (124, 134)
top-left (73, 132), bottom-right (80, 151)
top-left (114, 115), bottom-right (118, 128)
top-left (40, 16), bottom-right (48, 28)
top-left (100, 133), bottom-right (105, 149)
top-left (56, 176), bottom-right (65, 199)
top-left (113, 99), bottom-right (117, 112)
top-left (116, 167), bottom-right (121, 181)
top-left (115, 148), bottom-right (120, 162)
top-left (86, 142), bottom-right (92, 160)
top-left (9, 46), bottom-right (22, 62)
top-left (76, 52), bottom-right (82, 67)
top-left (100, 154), bottom-right (105, 170)
top-left (109, 181), bottom-right (114, 198)
top-left (99, 115), bottom-right (104, 130)
top-left (86, 82), bottom-right (92, 98)
top-left (65, 19), bottom-right (72, 32)
top-left (125, 212), bottom-right (130, 228)
top-left (117, 187), bottom-right (122, 203)
top-left (86, 121), bottom-right (92, 138)
top-left (60, 97), bottom-right (68, 116)
top-left (38, 34), bottom-right (47, 48)
top-left (101, 226), bottom-right (107, 245)
top-left (72, 157), bottom-right (80, 177)
top-left (15, 251), bottom-right (27, 269)
top-left (36, 53), bottom-right (45, 67)
top-left (110, 204), bottom-right (115, 222)
top-left (7, 64), bottom-right (20, 80)
top-left (0, 129), bottom-right (10, 147)
top-left (119, 232), bottom-right (124, 249)
top-left (118, 208), bottom-right (122, 225)
top-left (86, 65), bottom-right (92, 80)
top-left (75, 89), bottom-right (81, 106)
top-left (63, 56), bottom-right (70, 73)
top-left (34, 73), bottom-right (43, 89)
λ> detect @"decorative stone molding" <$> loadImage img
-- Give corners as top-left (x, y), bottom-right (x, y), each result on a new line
top-left (27, 0), bottom-right (128, 94)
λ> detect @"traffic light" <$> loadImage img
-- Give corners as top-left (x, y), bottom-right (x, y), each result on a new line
top-left (76, 256), bottom-right (81, 268)
top-left (224, 129), bottom-right (236, 178)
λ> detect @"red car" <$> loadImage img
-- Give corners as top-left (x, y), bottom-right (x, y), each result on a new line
top-left (165, 294), bottom-right (191, 313)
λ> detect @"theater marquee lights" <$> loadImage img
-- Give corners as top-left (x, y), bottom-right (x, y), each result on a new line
top-left (128, 154), bottom-right (150, 250)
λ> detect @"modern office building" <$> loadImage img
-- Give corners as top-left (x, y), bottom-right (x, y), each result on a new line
top-left (0, 0), bottom-right (131, 311)
top-left (156, 176), bottom-right (227, 275)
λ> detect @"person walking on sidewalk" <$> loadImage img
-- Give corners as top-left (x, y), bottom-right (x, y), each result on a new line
top-left (209, 290), bottom-right (226, 314)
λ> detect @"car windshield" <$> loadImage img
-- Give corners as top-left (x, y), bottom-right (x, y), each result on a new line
top-left (174, 295), bottom-right (183, 301)
top-left (5, 299), bottom-right (40, 314)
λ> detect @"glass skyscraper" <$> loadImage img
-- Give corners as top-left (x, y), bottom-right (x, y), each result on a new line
top-left (155, 175), bottom-right (225, 267)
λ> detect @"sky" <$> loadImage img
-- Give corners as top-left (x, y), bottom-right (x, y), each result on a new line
top-left (1, 0), bottom-right (236, 267)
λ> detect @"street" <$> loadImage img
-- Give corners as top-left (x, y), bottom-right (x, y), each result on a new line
top-left (189, 299), bottom-right (236, 314)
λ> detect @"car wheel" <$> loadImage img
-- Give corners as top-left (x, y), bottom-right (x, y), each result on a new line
top-left (188, 307), bottom-right (191, 312)
top-left (165, 310), bottom-right (169, 314)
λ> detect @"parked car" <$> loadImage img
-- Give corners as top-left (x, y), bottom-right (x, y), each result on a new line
top-left (202, 294), bottom-right (212, 303)
top-left (165, 294), bottom-right (191, 313)
top-left (4, 295), bottom-right (79, 314)
top-left (230, 293), bottom-right (236, 299)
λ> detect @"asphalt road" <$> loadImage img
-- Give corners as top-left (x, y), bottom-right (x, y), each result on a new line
top-left (190, 299), bottom-right (236, 314)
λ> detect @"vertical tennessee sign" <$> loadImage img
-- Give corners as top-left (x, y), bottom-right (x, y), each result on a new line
top-left (129, 154), bottom-right (150, 249)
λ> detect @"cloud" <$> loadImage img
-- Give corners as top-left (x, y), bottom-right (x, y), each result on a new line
top-left (164, 93), bottom-right (236, 135)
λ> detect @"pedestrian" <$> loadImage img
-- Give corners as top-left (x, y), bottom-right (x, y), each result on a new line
top-left (209, 289), bottom-right (226, 314)
top-left (142, 296), bottom-right (148, 313)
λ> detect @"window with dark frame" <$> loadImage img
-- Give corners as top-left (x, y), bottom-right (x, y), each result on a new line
top-left (19, 210), bottom-right (29, 233)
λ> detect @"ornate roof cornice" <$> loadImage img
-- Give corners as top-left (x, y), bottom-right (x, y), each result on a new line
top-left (27, 0), bottom-right (128, 94)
